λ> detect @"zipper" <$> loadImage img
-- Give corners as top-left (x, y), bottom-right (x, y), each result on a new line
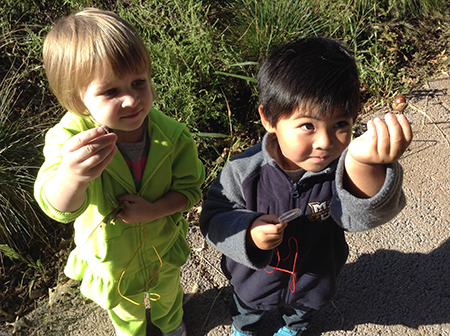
top-left (292, 182), bottom-right (299, 198)
top-left (138, 146), bottom-right (174, 196)
top-left (104, 140), bottom-right (174, 196)
top-left (105, 168), bottom-right (135, 195)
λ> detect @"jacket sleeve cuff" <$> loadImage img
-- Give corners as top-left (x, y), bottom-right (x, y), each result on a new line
top-left (332, 148), bottom-right (406, 232)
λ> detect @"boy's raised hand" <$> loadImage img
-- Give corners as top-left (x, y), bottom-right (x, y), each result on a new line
top-left (344, 113), bottom-right (412, 198)
top-left (347, 113), bottom-right (412, 165)
top-left (249, 215), bottom-right (288, 250)
top-left (61, 126), bottom-right (117, 183)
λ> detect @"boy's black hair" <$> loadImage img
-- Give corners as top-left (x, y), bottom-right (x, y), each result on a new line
top-left (257, 37), bottom-right (360, 125)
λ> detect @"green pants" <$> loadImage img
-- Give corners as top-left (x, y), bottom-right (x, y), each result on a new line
top-left (107, 262), bottom-right (184, 336)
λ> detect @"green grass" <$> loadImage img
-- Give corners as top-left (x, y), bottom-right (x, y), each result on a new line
top-left (220, 0), bottom-right (327, 60)
top-left (118, 0), bottom-right (230, 130)
top-left (0, 0), bottom-right (449, 264)
top-left (0, 65), bottom-right (55, 257)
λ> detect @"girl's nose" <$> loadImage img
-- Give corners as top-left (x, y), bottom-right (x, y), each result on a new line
top-left (121, 94), bottom-right (139, 108)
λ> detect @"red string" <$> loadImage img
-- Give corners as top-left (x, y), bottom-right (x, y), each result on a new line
top-left (264, 237), bottom-right (299, 293)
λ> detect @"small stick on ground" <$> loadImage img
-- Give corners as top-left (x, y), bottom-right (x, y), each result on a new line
top-left (409, 82), bottom-right (450, 147)
top-left (183, 239), bottom-right (205, 305)
top-left (201, 287), bottom-right (224, 331)
top-left (331, 300), bottom-right (345, 328)
top-left (409, 103), bottom-right (450, 147)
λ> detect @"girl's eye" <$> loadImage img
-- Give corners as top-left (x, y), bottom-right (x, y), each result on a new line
top-left (300, 123), bottom-right (315, 131)
top-left (103, 88), bottom-right (117, 97)
top-left (133, 79), bottom-right (146, 87)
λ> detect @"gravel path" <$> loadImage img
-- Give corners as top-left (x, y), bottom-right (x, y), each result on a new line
top-left (2, 74), bottom-right (450, 336)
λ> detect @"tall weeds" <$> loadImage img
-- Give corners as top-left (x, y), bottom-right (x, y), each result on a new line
top-left (0, 66), bottom-right (55, 255)
top-left (0, 0), bottom-right (448, 261)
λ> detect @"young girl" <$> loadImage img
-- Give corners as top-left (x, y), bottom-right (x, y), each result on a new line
top-left (34, 8), bottom-right (204, 336)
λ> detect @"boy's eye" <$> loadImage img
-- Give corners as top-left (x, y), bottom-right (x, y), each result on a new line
top-left (300, 123), bottom-right (315, 131)
top-left (335, 121), bottom-right (349, 128)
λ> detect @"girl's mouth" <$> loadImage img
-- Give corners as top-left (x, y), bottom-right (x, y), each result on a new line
top-left (122, 110), bottom-right (141, 119)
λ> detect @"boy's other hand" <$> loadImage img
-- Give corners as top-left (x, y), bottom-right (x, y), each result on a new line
top-left (249, 214), bottom-right (288, 250)
top-left (61, 126), bottom-right (117, 183)
top-left (348, 113), bottom-right (412, 165)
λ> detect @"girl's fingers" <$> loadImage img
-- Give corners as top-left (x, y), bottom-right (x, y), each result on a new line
top-left (66, 127), bottom-right (104, 150)
top-left (66, 127), bottom-right (117, 153)
top-left (64, 128), bottom-right (117, 164)
top-left (88, 143), bottom-right (116, 166)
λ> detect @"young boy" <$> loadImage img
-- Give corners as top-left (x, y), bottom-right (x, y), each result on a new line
top-left (199, 37), bottom-right (412, 336)
top-left (34, 8), bottom-right (204, 336)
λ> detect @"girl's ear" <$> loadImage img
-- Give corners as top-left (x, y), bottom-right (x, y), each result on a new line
top-left (258, 105), bottom-right (276, 133)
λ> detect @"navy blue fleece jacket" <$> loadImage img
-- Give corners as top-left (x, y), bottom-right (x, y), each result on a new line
top-left (199, 133), bottom-right (405, 311)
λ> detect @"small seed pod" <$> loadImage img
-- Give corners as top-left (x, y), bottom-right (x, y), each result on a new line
top-left (392, 94), bottom-right (407, 112)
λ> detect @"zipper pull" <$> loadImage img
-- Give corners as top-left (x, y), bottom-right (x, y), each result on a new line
top-left (292, 182), bottom-right (299, 198)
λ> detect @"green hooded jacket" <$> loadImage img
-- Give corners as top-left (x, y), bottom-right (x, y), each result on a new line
top-left (34, 107), bottom-right (204, 309)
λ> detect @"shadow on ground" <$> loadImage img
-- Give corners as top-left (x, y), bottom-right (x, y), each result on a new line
top-left (304, 238), bottom-right (450, 335)
top-left (174, 233), bottom-right (450, 336)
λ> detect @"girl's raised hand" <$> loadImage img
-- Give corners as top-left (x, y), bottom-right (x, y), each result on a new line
top-left (61, 126), bottom-right (117, 183)
top-left (347, 113), bottom-right (412, 165)
top-left (44, 126), bottom-right (117, 213)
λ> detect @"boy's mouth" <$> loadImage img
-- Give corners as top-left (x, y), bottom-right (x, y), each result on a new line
top-left (310, 155), bottom-right (331, 163)
top-left (312, 157), bottom-right (328, 161)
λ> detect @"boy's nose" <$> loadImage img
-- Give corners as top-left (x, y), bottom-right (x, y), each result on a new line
top-left (314, 131), bottom-right (333, 149)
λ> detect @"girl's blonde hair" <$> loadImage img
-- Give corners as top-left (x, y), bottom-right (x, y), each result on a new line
top-left (43, 8), bottom-right (155, 117)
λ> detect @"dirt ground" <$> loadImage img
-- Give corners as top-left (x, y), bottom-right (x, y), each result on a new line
top-left (2, 73), bottom-right (450, 336)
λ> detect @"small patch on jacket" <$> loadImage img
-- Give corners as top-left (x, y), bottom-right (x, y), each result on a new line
top-left (308, 200), bottom-right (331, 222)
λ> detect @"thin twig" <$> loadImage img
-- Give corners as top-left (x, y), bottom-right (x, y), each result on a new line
top-left (183, 240), bottom-right (205, 305)
top-left (0, 252), bottom-right (4, 275)
top-left (201, 287), bottom-right (224, 330)
top-left (409, 103), bottom-right (450, 147)
top-left (331, 300), bottom-right (345, 328)
top-left (187, 235), bottom-right (229, 330)
top-left (193, 252), bottom-right (228, 279)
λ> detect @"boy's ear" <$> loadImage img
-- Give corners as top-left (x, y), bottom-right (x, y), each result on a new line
top-left (258, 105), bottom-right (276, 133)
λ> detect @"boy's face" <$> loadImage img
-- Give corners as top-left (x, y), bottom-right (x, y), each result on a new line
top-left (81, 69), bottom-right (153, 142)
top-left (260, 106), bottom-right (354, 172)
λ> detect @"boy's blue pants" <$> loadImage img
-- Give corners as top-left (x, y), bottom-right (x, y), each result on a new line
top-left (231, 292), bottom-right (313, 334)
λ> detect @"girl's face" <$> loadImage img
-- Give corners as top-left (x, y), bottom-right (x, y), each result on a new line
top-left (261, 106), bottom-right (354, 172)
top-left (81, 70), bottom-right (153, 143)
